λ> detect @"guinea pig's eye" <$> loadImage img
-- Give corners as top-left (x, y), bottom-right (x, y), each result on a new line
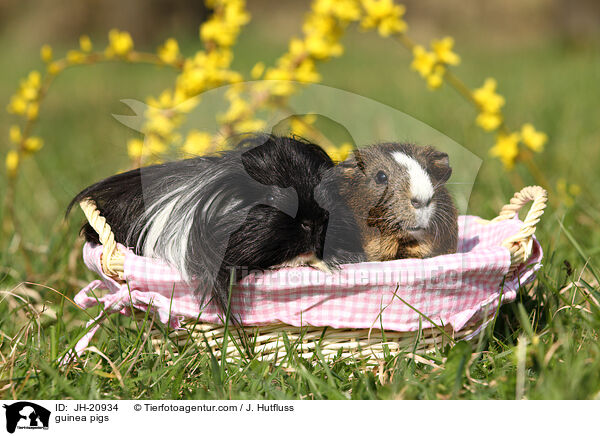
top-left (374, 170), bottom-right (388, 185)
top-left (265, 194), bottom-right (275, 204)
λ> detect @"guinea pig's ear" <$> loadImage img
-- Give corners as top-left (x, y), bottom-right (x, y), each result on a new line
top-left (337, 159), bottom-right (357, 179)
top-left (425, 148), bottom-right (452, 183)
top-left (338, 150), bottom-right (366, 173)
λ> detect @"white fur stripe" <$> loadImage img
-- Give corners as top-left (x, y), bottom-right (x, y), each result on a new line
top-left (391, 151), bottom-right (434, 202)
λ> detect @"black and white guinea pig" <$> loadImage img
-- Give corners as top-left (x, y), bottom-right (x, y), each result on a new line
top-left (68, 134), bottom-right (365, 313)
top-left (336, 142), bottom-right (458, 262)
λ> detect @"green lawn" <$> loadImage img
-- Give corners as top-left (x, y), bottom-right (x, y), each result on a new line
top-left (1, 20), bottom-right (599, 399)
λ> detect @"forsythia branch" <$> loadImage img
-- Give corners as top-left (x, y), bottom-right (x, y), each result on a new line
top-left (4, 0), bottom-right (568, 245)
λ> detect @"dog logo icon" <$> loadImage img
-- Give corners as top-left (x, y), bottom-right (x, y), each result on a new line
top-left (2, 402), bottom-right (50, 433)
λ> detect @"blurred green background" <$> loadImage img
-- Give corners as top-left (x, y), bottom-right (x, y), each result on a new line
top-left (1, 0), bottom-right (599, 267)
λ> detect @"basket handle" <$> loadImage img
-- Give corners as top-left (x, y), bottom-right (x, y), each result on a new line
top-left (79, 199), bottom-right (125, 280)
top-left (492, 185), bottom-right (547, 269)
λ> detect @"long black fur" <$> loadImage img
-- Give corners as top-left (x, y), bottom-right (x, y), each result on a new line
top-left (67, 134), bottom-right (365, 314)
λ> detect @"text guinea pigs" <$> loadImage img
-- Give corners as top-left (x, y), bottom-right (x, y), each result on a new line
top-left (337, 142), bottom-right (458, 262)
top-left (68, 134), bottom-right (365, 313)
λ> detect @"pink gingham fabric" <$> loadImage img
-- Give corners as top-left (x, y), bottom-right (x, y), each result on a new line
top-left (71, 215), bottom-right (542, 357)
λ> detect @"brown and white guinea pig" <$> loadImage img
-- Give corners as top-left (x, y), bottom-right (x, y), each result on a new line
top-left (336, 142), bottom-right (458, 262)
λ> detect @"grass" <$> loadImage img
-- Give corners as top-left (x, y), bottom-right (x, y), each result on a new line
top-left (1, 18), bottom-right (600, 399)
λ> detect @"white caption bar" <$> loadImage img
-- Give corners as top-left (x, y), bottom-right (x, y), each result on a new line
top-left (0, 400), bottom-right (594, 435)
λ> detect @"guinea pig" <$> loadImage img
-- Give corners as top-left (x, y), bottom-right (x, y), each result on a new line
top-left (68, 134), bottom-right (365, 313)
top-left (336, 142), bottom-right (458, 262)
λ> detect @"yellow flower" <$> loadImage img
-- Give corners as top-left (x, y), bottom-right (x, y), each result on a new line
top-left (224, 83), bottom-right (246, 99)
top-left (303, 113), bottom-right (317, 124)
top-left (27, 71), bottom-right (42, 88)
top-left (294, 59), bottom-right (321, 83)
top-left (520, 123), bottom-right (547, 152)
top-left (288, 38), bottom-right (306, 57)
top-left (288, 117), bottom-right (310, 137)
top-left (26, 103), bottom-right (39, 120)
top-left (411, 45), bottom-right (436, 78)
top-left (411, 45), bottom-right (446, 89)
top-left (173, 93), bottom-right (200, 113)
top-left (234, 118), bottom-right (266, 133)
top-left (20, 85), bottom-right (38, 101)
top-left (147, 89), bottom-right (175, 109)
top-left (490, 132), bottom-right (520, 169)
top-left (326, 142), bottom-right (354, 162)
top-left (5, 150), bottom-right (19, 176)
top-left (200, 0), bottom-right (249, 48)
top-left (107, 29), bottom-right (134, 57)
top-left (473, 78), bottom-right (505, 114)
top-left (473, 78), bottom-right (506, 132)
top-left (182, 131), bottom-right (213, 155)
top-left (67, 50), bottom-right (85, 64)
top-left (146, 135), bottom-right (167, 155)
top-left (301, 13), bottom-right (344, 60)
top-left (431, 37), bottom-right (460, 66)
top-left (144, 111), bottom-right (175, 137)
top-left (158, 38), bottom-right (180, 65)
top-left (79, 35), bottom-right (93, 53)
top-left (179, 66), bottom-right (207, 95)
top-left (40, 44), bottom-right (53, 63)
top-left (127, 138), bottom-right (144, 159)
top-left (285, 114), bottom-right (318, 138)
top-left (360, 0), bottom-right (407, 36)
top-left (19, 70), bottom-right (42, 101)
top-left (201, 20), bottom-right (233, 47)
top-left (269, 81), bottom-right (295, 97)
top-left (174, 48), bottom-right (240, 98)
top-left (47, 62), bottom-right (63, 75)
top-left (426, 65), bottom-right (445, 90)
top-left (314, 0), bottom-right (361, 22)
top-left (23, 136), bottom-right (44, 153)
top-left (476, 112), bottom-right (503, 131)
top-left (304, 33), bottom-right (343, 60)
top-left (7, 95), bottom-right (27, 115)
top-left (218, 96), bottom-right (249, 124)
top-left (225, 0), bottom-right (251, 27)
top-left (251, 62), bottom-right (265, 80)
top-left (9, 125), bottom-right (22, 143)
top-left (377, 15), bottom-right (407, 36)
top-left (207, 48), bottom-right (233, 68)
top-left (223, 70), bottom-right (243, 84)
top-left (303, 13), bottom-right (340, 38)
top-left (264, 68), bottom-right (295, 96)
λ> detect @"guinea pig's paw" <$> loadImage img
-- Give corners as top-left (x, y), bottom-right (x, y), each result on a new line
top-left (271, 253), bottom-right (316, 269)
top-left (271, 253), bottom-right (335, 274)
top-left (306, 258), bottom-right (336, 274)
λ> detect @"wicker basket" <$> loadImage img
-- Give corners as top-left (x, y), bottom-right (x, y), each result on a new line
top-left (78, 186), bottom-right (547, 364)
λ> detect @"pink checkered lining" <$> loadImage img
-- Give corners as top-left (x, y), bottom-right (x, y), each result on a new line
top-left (70, 215), bottom-right (542, 358)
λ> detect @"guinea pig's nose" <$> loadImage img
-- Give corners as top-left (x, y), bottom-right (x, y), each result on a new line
top-left (411, 198), bottom-right (430, 209)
